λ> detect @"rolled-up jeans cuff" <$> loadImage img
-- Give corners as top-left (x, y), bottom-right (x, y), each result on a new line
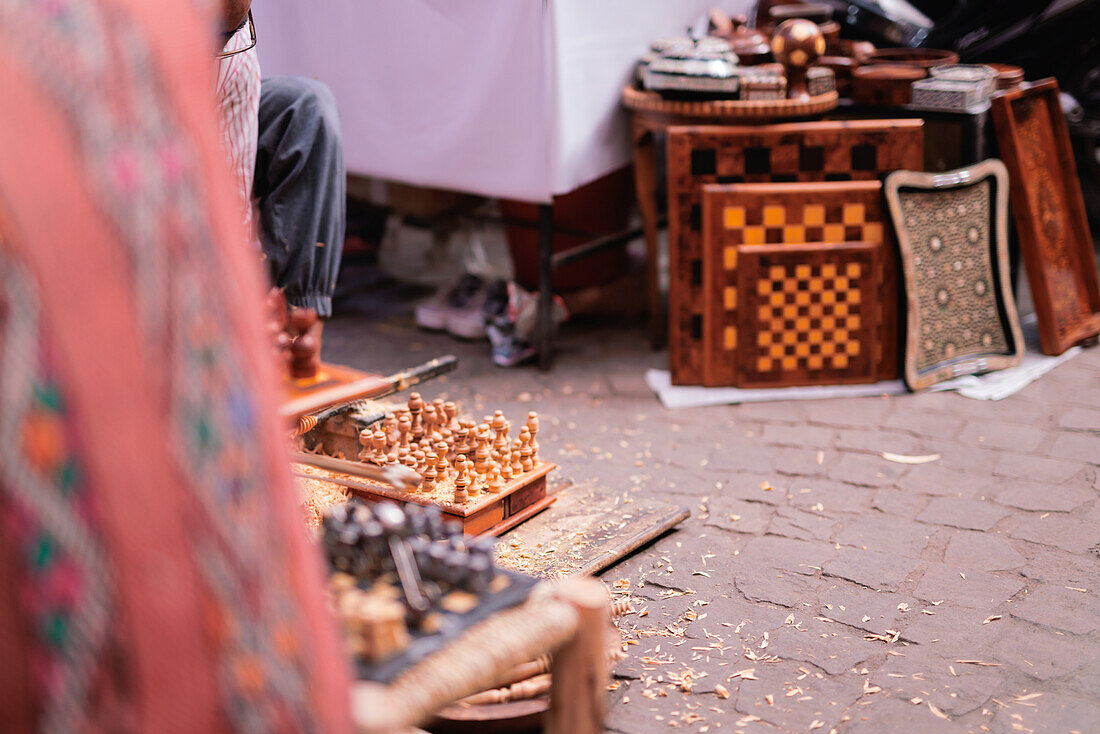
top-left (285, 293), bottom-right (332, 318)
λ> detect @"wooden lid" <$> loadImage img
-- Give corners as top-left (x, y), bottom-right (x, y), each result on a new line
top-left (853, 64), bottom-right (926, 81)
top-left (987, 63), bottom-right (1025, 89)
top-left (866, 48), bottom-right (959, 68)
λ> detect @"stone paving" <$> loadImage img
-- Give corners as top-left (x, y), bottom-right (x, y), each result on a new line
top-left (324, 302), bottom-right (1100, 734)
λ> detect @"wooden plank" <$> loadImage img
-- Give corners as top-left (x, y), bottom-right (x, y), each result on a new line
top-left (990, 79), bottom-right (1100, 355)
top-left (494, 487), bottom-right (691, 579)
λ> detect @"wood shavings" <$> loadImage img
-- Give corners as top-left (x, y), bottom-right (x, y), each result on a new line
top-left (982, 615), bottom-right (1002, 624)
top-left (714, 684), bottom-right (730, 699)
top-left (881, 452), bottom-right (941, 464)
top-left (292, 466), bottom-right (349, 530)
top-left (955, 660), bottom-right (1002, 667)
top-left (728, 668), bottom-right (757, 681)
top-left (928, 703), bottom-right (950, 719)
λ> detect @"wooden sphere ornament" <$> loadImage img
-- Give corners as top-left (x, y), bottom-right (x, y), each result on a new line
top-left (771, 19), bottom-right (825, 101)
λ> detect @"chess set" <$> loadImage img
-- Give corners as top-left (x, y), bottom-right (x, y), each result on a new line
top-left (667, 119), bottom-right (923, 387)
top-left (297, 393), bottom-right (557, 537)
top-left (322, 501), bottom-right (539, 683)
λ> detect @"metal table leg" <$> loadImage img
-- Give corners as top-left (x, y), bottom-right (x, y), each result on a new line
top-left (537, 203), bottom-right (554, 371)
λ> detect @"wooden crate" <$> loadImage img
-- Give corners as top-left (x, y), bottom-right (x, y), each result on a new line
top-left (666, 119), bottom-right (923, 385)
top-left (701, 181), bottom-right (898, 386)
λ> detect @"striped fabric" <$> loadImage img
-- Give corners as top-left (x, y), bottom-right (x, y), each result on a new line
top-left (215, 22), bottom-right (261, 235)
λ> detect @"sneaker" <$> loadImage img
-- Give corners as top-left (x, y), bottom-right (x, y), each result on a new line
top-left (415, 274), bottom-right (488, 339)
top-left (484, 282), bottom-right (568, 367)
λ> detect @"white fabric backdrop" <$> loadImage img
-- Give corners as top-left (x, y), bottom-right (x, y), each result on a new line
top-left (258, 0), bottom-right (752, 202)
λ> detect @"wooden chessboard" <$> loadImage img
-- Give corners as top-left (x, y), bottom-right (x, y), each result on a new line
top-left (736, 242), bottom-right (882, 387)
top-left (701, 181), bottom-right (898, 386)
top-left (299, 459), bottom-right (558, 537)
top-left (666, 119), bottom-right (924, 385)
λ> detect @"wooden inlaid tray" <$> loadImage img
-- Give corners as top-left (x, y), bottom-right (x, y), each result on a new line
top-left (990, 79), bottom-right (1100, 355)
top-left (701, 181), bottom-right (898, 386)
top-left (666, 120), bottom-right (923, 384)
top-left (885, 160), bottom-right (1024, 390)
top-left (735, 241), bottom-right (882, 387)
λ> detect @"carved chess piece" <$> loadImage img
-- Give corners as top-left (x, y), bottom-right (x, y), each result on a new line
top-left (357, 428), bottom-right (372, 463)
top-left (434, 450), bottom-right (450, 484)
top-left (422, 451), bottom-right (438, 490)
top-left (771, 18), bottom-right (825, 101)
top-left (510, 439), bottom-right (524, 476)
top-left (454, 456), bottom-right (471, 503)
top-left (525, 412), bottom-right (539, 460)
top-left (475, 425), bottom-right (492, 483)
top-left (408, 393), bottom-right (425, 441)
top-left (288, 308), bottom-right (321, 380)
top-left (487, 467), bottom-right (504, 493)
top-left (492, 411), bottom-right (509, 453)
top-left (520, 436), bottom-right (535, 473)
top-left (499, 456), bottom-right (513, 482)
top-left (422, 403), bottom-right (437, 434)
top-left (383, 412), bottom-right (398, 443)
top-left (369, 428), bottom-right (388, 465)
top-left (397, 415), bottom-right (412, 450)
top-left (443, 401), bottom-right (458, 430)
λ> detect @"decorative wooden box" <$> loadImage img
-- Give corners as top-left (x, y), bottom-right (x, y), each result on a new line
top-left (297, 399), bottom-right (558, 538)
top-left (300, 459), bottom-right (557, 539)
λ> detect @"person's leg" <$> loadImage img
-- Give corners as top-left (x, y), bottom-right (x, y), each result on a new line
top-left (254, 76), bottom-right (346, 317)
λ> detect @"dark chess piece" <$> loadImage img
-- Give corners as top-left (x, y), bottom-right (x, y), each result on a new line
top-left (288, 307), bottom-right (321, 380)
top-left (771, 18), bottom-right (825, 101)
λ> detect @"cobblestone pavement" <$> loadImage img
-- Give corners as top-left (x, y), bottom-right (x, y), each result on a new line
top-left (325, 306), bottom-right (1100, 734)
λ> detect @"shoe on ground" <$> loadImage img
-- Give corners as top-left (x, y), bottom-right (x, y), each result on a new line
top-left (414, 274), bottom-right (488, 339)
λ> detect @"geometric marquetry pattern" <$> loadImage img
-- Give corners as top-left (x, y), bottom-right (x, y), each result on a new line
top-left (667, 120), bottom-right (923, 385)
top-left (736, 242), bottom-right (881, 387)
top-left (700, 181), bottom-right (898, 386)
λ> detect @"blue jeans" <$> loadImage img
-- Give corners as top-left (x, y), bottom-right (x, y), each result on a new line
top-left (254, 76), bottom-right (346, 317)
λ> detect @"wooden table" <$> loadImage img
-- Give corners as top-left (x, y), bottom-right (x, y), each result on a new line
top-left (622, 86), bottom-right (839, 348)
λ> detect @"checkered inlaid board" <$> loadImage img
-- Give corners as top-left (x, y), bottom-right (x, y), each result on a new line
top-left (666, 119), bottom-right (923, 385)
top-left (737, 242), bottom-right (881, 387)
top-left (701, 181), bottom-right (898, 386)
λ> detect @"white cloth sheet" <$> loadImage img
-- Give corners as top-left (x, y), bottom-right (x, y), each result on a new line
top-left (257, 0), bottom-right (750, 201)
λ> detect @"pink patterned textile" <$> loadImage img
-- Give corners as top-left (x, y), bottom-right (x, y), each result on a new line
top-left (0, 1), bottom-right (352, 733)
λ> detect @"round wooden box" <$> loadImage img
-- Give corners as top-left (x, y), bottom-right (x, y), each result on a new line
top-left (852, 64), bottom-right (926, 107)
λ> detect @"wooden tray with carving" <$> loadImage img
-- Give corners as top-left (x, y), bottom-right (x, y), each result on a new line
top-left (622, 84), bottom-right (838, 122)
top-left (990, 78), bottom-right (1100, 355)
